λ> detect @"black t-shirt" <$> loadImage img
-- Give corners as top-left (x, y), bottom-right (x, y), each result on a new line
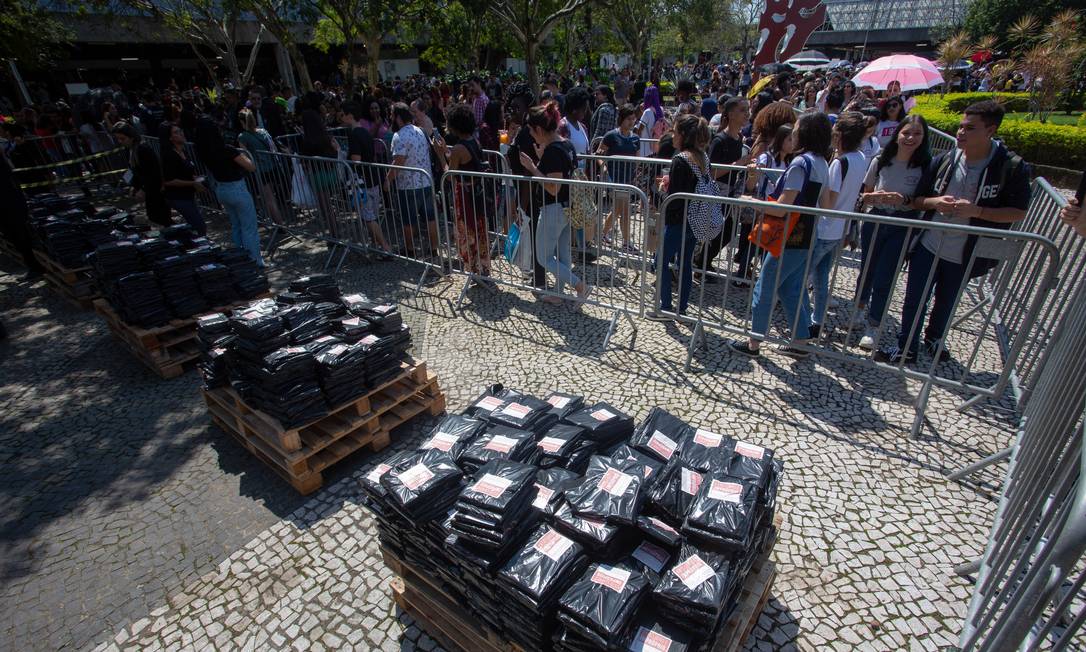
top-left (709, 132), bottom-right (743, 191)
top-left (204, 146), bottom-right (245, 183)
top-left (665, 154), bottom-right (698, 226)
top-left (161, 148), bottom-right (196, 201)
top-left (538, 140), bottom-right (576, 205)
top-left (348, 126), bottom-right (380, 187)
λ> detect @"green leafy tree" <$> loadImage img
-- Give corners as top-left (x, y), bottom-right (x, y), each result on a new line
top-left (599, 0), bottom-right (657, 75)
top-left (241, 0), bottom-right (315, 91)
top-left (486, 0), bottom-right (597, 94)
top-left (0, 0), bottom-right (73, 70)
top-left (418, 0), bottom-right (513, 72)
top-left (964, 0), bottom-right (1086, 42)
top-left (308, 0), bottom-right (424, 89)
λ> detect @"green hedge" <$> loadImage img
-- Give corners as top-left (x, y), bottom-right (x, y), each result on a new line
top-left (912, 92), bottom-right (1032, 113)
top-left (911, 94), bottom-right (1086, 170)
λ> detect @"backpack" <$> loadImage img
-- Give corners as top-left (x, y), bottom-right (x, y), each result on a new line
top-left (679, 152), bottom-right (724, 242)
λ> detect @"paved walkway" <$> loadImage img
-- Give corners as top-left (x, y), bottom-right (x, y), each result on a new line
top-left (0, 227), bottom-right (1016, 651)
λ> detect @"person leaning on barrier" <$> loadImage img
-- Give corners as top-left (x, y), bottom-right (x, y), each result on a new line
top-left (729, 112), bottom-right (833, 358)
top-left (597, 103), bottom-right (642, 254)
top-left (516, 101), bottom-right (592, 307)
top-left (339, 102), bottom-right (393, 260)
top-left (386, 102), bottom-right (441, 260)
top-left (112, 121), bottom-right (172, 228)
top-left (876, 100), bottom-right (1030, 365)
top-left (237, 108), bottom-right (285, 231)
top-left (699, 96), bottom-right (752, 283)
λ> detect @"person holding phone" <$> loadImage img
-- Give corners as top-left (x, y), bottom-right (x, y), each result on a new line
top-left (1059, 170), bottom-right (1086, 237)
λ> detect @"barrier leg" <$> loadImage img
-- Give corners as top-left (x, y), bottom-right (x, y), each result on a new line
top-left (954, 558), bottom-right (983, 577)
top-left (454, 276), bottom-right (472, 312)
top-left (331, 247), bottom-right (349, 274)
top-left (911, 377), bottom-right (934, 439)
top-left (947, 447), bottom-right (1014, 481)
top-left (685, 322), bottom-right (706, 372)
top-left (602, 309), bottom-right (637, 353)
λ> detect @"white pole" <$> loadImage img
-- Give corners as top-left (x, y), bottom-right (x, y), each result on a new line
top-left (7, 59), bottom-right (32, 107)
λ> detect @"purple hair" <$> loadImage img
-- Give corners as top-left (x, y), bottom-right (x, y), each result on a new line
top-left (644, 86), bottom-right (663, 121)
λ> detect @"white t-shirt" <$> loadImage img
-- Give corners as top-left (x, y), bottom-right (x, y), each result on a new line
top-left (859, 136), bottom-right (881, 163)
top-left (390, 123), bottom-right (432, 190)
top-left (819, 150), bottom-right (867, 240)
top-left (565, 119), bottom-right (589, 155)
top-left (875, 120), bottom-right (899, 148)
top-left (637, 108), bottom-right (656, 157)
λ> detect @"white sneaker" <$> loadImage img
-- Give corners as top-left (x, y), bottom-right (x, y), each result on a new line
top-left (859, 327), bottom-right (877, 350)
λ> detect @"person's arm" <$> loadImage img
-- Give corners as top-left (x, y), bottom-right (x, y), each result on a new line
top-left (519, 148), bottom-right (562, 197)
top-left (1060, 198), bottom-right (1086, 237)
top-left (952, 203), bottom-right (1027, 223)
top-left (233, 151), bottom-right (256, 173)
top-left (821, 158), bottom-right (842, 210)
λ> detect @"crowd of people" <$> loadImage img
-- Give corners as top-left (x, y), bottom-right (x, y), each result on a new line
top-left (3, 60), bottom-right (1077, 364)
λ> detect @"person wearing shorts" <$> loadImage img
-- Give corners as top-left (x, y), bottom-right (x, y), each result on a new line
top-left (597, 104), bottom-right (641, 253)
top-left (341, 102), bottom-right (393, 259)
top-left (387, 102), bottom-right (441, 259)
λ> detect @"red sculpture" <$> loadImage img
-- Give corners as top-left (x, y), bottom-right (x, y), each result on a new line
top-left (753, 0), bottom-right (828, 67)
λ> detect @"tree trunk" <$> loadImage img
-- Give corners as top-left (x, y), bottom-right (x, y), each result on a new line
top-left (526, 39), bottom-right (540, 98)
top-left (289, 42), bottom-right (313, 91)
top-left (363, 33), bottom-right (382, 88)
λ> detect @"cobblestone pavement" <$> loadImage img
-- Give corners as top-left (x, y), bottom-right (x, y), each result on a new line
top-left (0, 218), bottom-right (1018, 651)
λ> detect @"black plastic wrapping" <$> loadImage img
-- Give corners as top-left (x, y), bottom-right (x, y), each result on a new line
top-left (378, 449), bottom-right (464, 522)
top-left (531, 423), bottom-right (589, 467)
top-left (627, 539), bottom-right (673, 584)
top-left (676, 427), bottom-right (733, 473)
top-left (459, 425), bottom-right (537, 473)
top-left (682, 475), bottom-right (760, 553)
top-left (553, 501), bottom-right (624, 554)
top-left (418, 414), bottom-right (486, 461)
top-left (531, 468), bottom-right (581, 515)
top-left (631, 407), bottom-right (693, 463)
top-left (637, 514), bottom-right (684, 549)
top-left (543, 391), bottom-right (585, 421)
top-left (498, 524), bottom-right (587, 608)
top-left (557, 562), bottom-right (651, 647)
top-left (562, 403), bottom-right (635, 447)
top-left (647, 457), bottom-right (705, 526)
top-left (653, 543), bottom-right (734, 634)
top-left (565, 455), bottom-right (645, 525)
top-left (623, 606), bottom-right (694, 652)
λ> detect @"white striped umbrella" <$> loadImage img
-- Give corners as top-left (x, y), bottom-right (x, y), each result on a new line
top-left (851, 54), bottom-right (942, 92)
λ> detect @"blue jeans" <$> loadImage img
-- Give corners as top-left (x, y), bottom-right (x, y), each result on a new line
top-left (897, 244), bottom-right (968, 353)
top-left (856, 221), bottom-right (908, 326)
top-left (808, 238), bottom-right (839, 325)
top-left (751, 248), bottom-right (812, 340)
top-left (214, 180), bottom-right (263, 266)
top-left (535, 202), bottom-right (580, 292)
top-left (659, 223), bottom-right (696, 313)
top-left (168, 198), bottom-right (207, 236)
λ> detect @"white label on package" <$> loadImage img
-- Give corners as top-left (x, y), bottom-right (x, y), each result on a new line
top-left (648, 516), bottom-right (679, 535)
top-left (707, 479), bottom-right (744, 503)
top-left (397, 463), bottom-right (434, 491)
top-left (537, 436), bottom-right (565, 453)
top-left (629, 627), bottom-right (673, 652)
top-left (534, 529), bottom-right (575, 561)
top-left (483, 434), bottom-right (517, 453)
top-left (591, 408), bottom-right (617, 421)
top-left (474, 396), bottom-right (503, 412)
top-left (547, 395), bottom-right (570, 408)
top-left (532, 484), bottom-right (554, 509)
top-left (470, 473), bottom-right (513, 498)
top-left (692, 428), bottom-right (723, 447)
top-left (423, 431), bottom-right (459, 452)
top-left (342, 317), bottom-right (362, 327)
top-left (647, 430), bottom-right (678, 460)
top-left (328, 344), bottom-right (349, 355)
top-left (590, 565), bottom-right (631, 593)
top-left (598, 467), bottom-right (634, 496)
top-left (680, 468), bottom-right (703, 495)
top-left (361, 334), bottom-right (380, 345)
top-left (500, 402), bottom-right (532, 419)
top-left (632, 541), bottom-right (670, 572)
top-left (366, 463), bottom-right (391, 484)
top-left (672, 554), bottom-right (715, 590)
top-left (342, 293), bottom-right (365, 302)
top-left (734, 441), bottom-right (766, 459)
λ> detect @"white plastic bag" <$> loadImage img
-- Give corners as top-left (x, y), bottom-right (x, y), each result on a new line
top-left (291, 158), bottom-right (318, 209)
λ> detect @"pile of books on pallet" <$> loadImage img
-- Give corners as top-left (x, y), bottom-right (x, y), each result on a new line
top-left (88, 224), bottom-right (269, 327)
top-left (362, 386), bottom-right (782, 652)
top-left (196, 274), bottom-right (412, 428)
top-left (27, 198), bottom-right (134, 269)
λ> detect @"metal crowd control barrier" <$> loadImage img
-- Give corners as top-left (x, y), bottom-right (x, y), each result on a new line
top-left (653, 192), bottom-right (1059, 438)
top-left (142, 135), bottom-right (223, 216)
top-left (956, 280), bottom-right (1086, 651)
top-left (12, 132), bottom-right (129, 197)
top-left (437, 168), bottom-right (650, 352)
top-left (928, 125), bottom-right (957, 157)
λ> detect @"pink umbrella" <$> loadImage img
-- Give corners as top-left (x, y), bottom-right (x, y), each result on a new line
top-left (851, 54), bottom-right (942, 92)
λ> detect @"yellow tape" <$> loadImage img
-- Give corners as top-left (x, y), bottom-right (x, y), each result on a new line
top-left (18, 168), bottom-right (126, 189)
top-left (12, 146), bottom-right (126, 172)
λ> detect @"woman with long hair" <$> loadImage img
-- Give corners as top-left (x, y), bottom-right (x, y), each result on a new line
top-left (238, 108), bottom-right (284, 228)
top-left (875, 95), bottom-right (907, 148)
top-left (297, 108), bottom-right (340, 238)
top-left (112, 121), bottom-right (171, 227)
top-left (748, 101), bottom-right (797, 160)
top-left (730, 112), bottom-right (833, 357)
top-left (799, 83), bottom-right (819, 111)
top-left (158, 121), bottom-right (207, 235)
top-left (444, 103), bottom-right (494, 288)
top-left (636, 85), bottom-right (664, 157)
top-left (193, 117), bottom-right (262, 265)
top-left (854, 114), bottom-right (930, 350)
top-left (516, 101), bottom-right (592, 306)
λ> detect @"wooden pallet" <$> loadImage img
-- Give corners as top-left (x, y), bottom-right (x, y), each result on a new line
top-left (94, 296), bottom-right (267, 379)
top-left (384, 513), bottom-right (781, 652)
top-left (34, 250), bottom-right (99, 310)
top-left (204, 357), bottom-right (445, 495)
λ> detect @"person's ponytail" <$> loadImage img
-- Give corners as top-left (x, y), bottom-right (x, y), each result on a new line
top-left (526, 101), bottom-right (560, 132)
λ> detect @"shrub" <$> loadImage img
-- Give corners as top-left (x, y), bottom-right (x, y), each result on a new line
top-left (911, 92), bottom-right (1032, 113)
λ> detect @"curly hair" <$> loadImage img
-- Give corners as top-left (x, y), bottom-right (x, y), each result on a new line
top-left (445, 103), bottom-right (475, 137)
top-left (752, 101), bottom-right (797, 153)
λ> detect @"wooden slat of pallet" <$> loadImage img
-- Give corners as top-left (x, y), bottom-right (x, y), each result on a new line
top-left (33, 250), bottom-right (91, 285)
top-left (714, 560), bottom-right (777, 652)
top-left (210, 414), bottom-right (322, 494)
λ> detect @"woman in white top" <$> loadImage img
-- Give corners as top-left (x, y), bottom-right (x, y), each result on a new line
top-left (875, 95), bottom-right (906, 148)
top-left (558, 87), bottom-right (591, 157)
top-left (637, 85), bottom-right (664, 157)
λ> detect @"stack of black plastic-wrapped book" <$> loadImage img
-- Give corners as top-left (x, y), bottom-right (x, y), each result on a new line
top-left (197, 277), bottom-right (414, 427)
top-left (25, 194), bottom-right (133, 268)
top-left (361, 390), bottom-right (783, 652)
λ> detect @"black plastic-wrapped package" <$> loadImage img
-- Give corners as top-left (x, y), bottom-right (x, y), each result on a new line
top-left (498, 524), bottom-right (587, 608)
top-left (682, 475), bottom-right (759, 553)
top-left (647, 457), bottom-right (705, 525)
top-left (630, 407), bottom-right (693, 463)
top-left (562, 403), bottom-right (635, 446)
top-left (543, 391), bottom-right (585, 420)
top-left (557, 562), bottom-right (651, 646)
top-left (623, 606), bottom-right (694, 652)
top-left (485, 395), bottom-right (551, 429)
top-left (418, 414), bottom-right (486, 461)
top-left (726, 440), bottom-right (775, 490)
top-left (565, 455), bottom-right (645, 525)
top-left (531, 468), bottom-right (581, 515)
top-left (637, 514), bottom-right (684, 548)
top-left (459, 425), bottom-right (536, 473)
top-left (605, 444), bottom-right (663, 484)
top-left (457, 460), bottom-right (537, 514)
top-left (553, 501), bottom-right (623, 554)
top-left (532, 423), bottom-right (588, 467)
top-left (378, 449), bottom-right (464, 521)
top-left (653, 544), bottom-right (734, 631)
top-left (360, 451), bottom-right (416, 501)
top-left (676, 427), bottom-right (733, 474)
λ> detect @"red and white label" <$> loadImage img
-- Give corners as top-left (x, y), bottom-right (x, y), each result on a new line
top-left (707, 479), bottom-right (744, 503)
top-left (500, 402), bottom-right (532, 419)
top-left (534, 529), bottom-right (575, 561)
top-left (397, 463), bottom-right (434, 491)
top-left (693, 428), bottom-right (723, 448)
top-left (474, 396), bottom-right (503, 412)
top-left (547, 395), bottom-right (570, 408)
top-left (342, 317), bottom-right (362, 327)
top-left (598, 467), bottom-right (634, 496)
top-left (590, 565), bottom-right (631, 593)
top-left (376, 304), bottom-right (394, 312)
top-left (284, 346), bottom-right (307, 354)
top-left (681, 468), bottom-right (703, 495)
top-left (469, 473), bottom-right (513, 498)
top-left (483, 434), bottom-right (517, 453)
top-left (632, 541), bottom-right (670, 572)
top-left (366, 463), bottom-right (391, 484)
top-left (734, 441), bottom-right (766, 459)
top-left (647, 430), bottom-right (678, 460)
top-left (648, 516), bottom-right (679, 535)
top-left (423, 431), bottom-right (459, 452)
top-left (532, 484), bottom-right (554, 509)
top-left (591, 408), bottom-right (617, 421)
top-left (672, 554), bottom-right (715, 590)
top-left (629, 627), bottom-right (673, 652)
top-left (537, 437), bottom-right (564, 453)
top-left (361, 334), bottom-right (380, 345)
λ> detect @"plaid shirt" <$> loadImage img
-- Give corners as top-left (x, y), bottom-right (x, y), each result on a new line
top-left (590, 103), bottom-right (616, 143)
top-left (473, 94), bottom-right (490, 127)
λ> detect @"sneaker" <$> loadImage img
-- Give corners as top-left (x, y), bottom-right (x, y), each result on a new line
top-left (858, 327), bottom-right (877, 350)
top-left (728, 340), bottom-right (761, 357)
top-left (807, 324), bottom-right (821, 340)
top-left (925, 339), bottom-right (951, 363)
top-left (622, 242), bottom-right (641, 254)
top-left (875, 346), bottom-right (917, 364)
top-left (602, 234), bottom-right (614, 246)
top-left (646, 311), bottom-right (674, 322)
top-left (779, 344), bottom-right (810, 358)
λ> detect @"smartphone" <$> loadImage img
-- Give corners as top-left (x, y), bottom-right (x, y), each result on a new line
top-left (1076, 167), bottom-right (1085, 204)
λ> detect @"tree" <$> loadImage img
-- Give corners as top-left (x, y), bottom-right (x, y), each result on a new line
top-left (309, 0), bottom-right (422, 89)
top-left (121, 0), bottom-right (264, 88)
top-left (0, 0), bottom-right (73, 70)
top-left (648, 0), bottom-right (719, 63)
top-left (936, 31), bottom-right (976, 94)
top-left (487, 0), bottom-right (596, 94)
top-left (600, 0), bottom-right (656, 75)
top-left (241, 0), bottom-right (315, 91)
top-left (964, 0), bottom-right (1086, 43)
top-left (1007, 11), bottom-right (1085, 121)
top-left (419, 0), bottom-right (515, 72)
